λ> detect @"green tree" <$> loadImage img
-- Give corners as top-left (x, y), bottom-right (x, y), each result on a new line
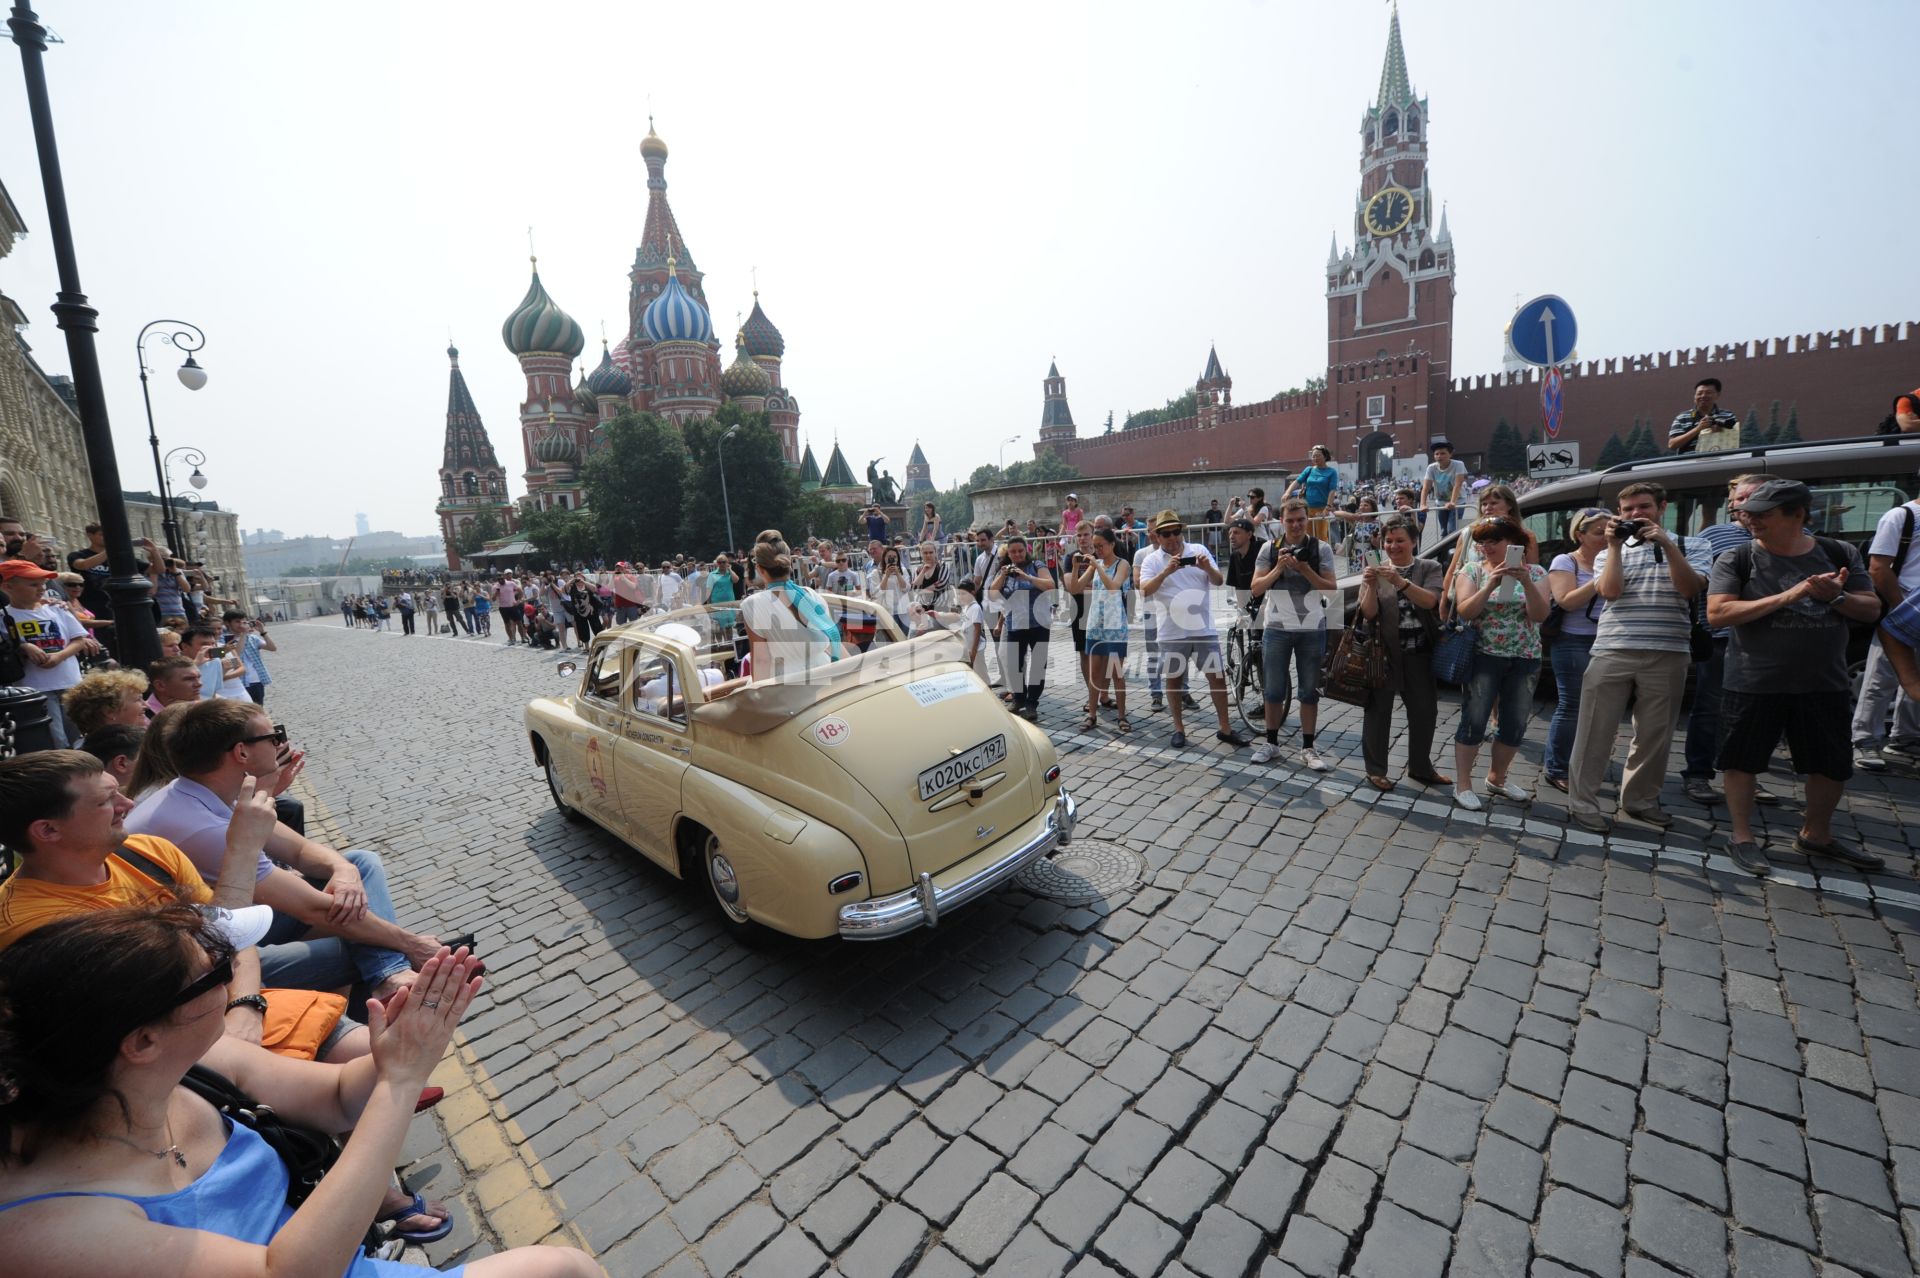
top-left (454, 509), bottom-right (502, 558)
top-left (1124, 389), bottom-right (1199, 430)
top-left (1525, 424), bottom-right (1543, 446)
top-left (1487, 418), bottom-right (1527, 475)
top-left (785, 491), bottom-right (860, 543)
top-left (517, 506), bottom-right (599, 565)
top-left (583, 410), bottom-right (685, 562)
top-left (1766, 398), bottom-right (1783, 444)
top-left (1740, 406), bottom-right (1764, 447)
top-left (1778, 404), bottom-right (1801, 443)
top-left (1629, 422), bottom-right (1662, 460)
top-left (683, 408), bottom-right (796, 556)
top-left (1597, 432), bottom-right (1628, 469)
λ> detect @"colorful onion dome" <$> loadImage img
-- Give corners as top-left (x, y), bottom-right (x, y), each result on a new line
top-left (533, 431), bottom-right (579, 466)
top-left (501, 259), bottom-right (585, 358)
top-left (742, 293), bottom-right (785, 359)
top-left (641, 257), bottom-right (713, 344)
top-left (585, 341), bottom-right (633, 397)
top-left (720, 332), bottom-right (772, 397)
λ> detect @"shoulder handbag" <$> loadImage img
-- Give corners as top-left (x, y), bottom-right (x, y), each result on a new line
top-left (180, 1065), bottom-right (380, 1253)
top-left (1321, 621), bottom-right (1390, 706)
top-left (1674, 536), bottom-right (1716, 661)
top-left (1431, 564), bottom-right (1478, 684)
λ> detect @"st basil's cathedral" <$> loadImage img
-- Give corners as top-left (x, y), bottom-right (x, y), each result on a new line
top-left (434, 123), bottom-right (822, 563)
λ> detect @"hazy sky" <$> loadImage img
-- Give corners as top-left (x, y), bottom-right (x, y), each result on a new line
top-left (1, 1), bottom-right (1912, 539)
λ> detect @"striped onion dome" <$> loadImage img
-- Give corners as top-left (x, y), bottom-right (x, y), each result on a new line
top-left (585, 341), bottom-right (633, 397)
top-left (720, 331), bottom-right (772, 397)
top-left (641, 258), bottom-right (713, 344)
top-left (533, 431), bottom-right (579, 466)
top-left (572, 370), bottom-right (595, 408)
top-left (501, 260), bottom-right (585, 358)
top-left (742, 293), bottom-right (785, 359)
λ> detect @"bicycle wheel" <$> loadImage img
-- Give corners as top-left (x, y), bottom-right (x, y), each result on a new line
top-left (1231, 628), bottom-right (1266, 735)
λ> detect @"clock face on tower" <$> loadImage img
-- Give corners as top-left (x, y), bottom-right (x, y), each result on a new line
top-left (1364, 186), bottom-right (1414, 237)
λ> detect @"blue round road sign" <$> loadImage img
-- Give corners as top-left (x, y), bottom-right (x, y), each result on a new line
top-left (1509, 295), bottom-right (1577, 368)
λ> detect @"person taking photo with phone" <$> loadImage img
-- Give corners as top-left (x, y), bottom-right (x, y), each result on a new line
top-left (1248, 500), bottom-right (1337, 769)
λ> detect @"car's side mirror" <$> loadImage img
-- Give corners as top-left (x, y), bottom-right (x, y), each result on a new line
top-left (556, 661), bottom-right (579, 677)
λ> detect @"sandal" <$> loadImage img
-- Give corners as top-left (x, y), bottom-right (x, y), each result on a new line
top-left (1116, 715), bottom-right (1133, 732)
top-left (1100, 696), bottom-right (1117, 709)
top-left (377, 1192), bottom-right (455, 1244)
top-left (1081, 710), bottom-right (1098, 730)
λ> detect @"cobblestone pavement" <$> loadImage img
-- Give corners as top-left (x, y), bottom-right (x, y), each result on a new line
top-left (272, 618), bottom-right (1920, 1278)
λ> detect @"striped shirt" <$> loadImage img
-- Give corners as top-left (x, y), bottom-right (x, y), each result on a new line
top-left (1591, 539), bottom-right (1697, 654)
top-left (1667, 408), bottom-right (1739, 452)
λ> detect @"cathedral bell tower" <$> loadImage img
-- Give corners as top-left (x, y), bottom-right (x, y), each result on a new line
top-left (1325, 4), bottom-right (1455, 464)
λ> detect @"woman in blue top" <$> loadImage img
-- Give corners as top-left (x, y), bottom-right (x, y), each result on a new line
top-left (1285, 445), bottom-right (1340, 543)
top-left (0, 905), bottom-right (599, 1278)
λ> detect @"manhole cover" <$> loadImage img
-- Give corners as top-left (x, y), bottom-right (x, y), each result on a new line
top-left (1015, 839), bottom-right (1146, 904)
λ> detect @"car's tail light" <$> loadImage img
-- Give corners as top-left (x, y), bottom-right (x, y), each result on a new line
top-left (828, 872), bottom-right (863, 895)
top-left (1044, 765), bottom-right (1062, 784)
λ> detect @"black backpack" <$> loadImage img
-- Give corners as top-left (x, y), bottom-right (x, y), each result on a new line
top-left (0, 611), bottom-right (29, 687)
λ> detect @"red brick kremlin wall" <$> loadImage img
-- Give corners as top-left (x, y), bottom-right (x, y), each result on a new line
top-left (1052, 322), bottom-right (1916, 475)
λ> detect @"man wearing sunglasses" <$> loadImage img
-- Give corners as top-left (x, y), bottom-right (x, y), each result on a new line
top-left (126, 699), bottom-right (447, 999)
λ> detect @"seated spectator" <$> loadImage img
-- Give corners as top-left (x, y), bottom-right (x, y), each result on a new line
top-left (155, 627), bottom-right (182, 659)
top-left (61, 669), bottom-right (149, 743)
top-left (125, 699), bottom-right (452, 1000)
top-left (144, 655), bottom-right (201, 713)
top-left (75, 722), bottom-right (144, 787)
top-left (0, 906), bottom-right (597, 1277)
top-left (126, 702), bottom-right (189, 800)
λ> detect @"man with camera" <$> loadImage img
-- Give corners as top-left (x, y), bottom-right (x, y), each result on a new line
top-left (1565, 483), bottom-right (1705, 832)
top-left (1707, 479), bottom-right (1884, 876)
top-left (1137, 510), bottom-right (1251, 750)
top-left (1666, 377), bottom-right (1741, 454)
top-left (1249, 500), bottom-right (1336, 769)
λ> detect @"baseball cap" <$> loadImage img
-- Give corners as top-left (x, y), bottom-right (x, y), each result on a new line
top-left (1736, 479), bottom-right (1812, 513)
top-left (1229, 518), bottom-right (1256, 533)
top-left (201, 903), bottom-right (274, 951)
top-left (1066, 492), bottom-right (1078, 499)
top-left (0, 560), bottom-right (56, 581)
top-left (1150, 509), bottom-right (1184, 533)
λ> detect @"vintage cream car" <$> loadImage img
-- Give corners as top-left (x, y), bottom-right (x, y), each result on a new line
top-left (524, 599), bottom-right (1075, 940)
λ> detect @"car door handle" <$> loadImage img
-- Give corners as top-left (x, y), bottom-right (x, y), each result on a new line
top-left (669, 744), bottom-right (691, 755)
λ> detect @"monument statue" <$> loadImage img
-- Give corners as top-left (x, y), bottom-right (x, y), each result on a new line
top-left (866, 460), bottom-right (899, 506)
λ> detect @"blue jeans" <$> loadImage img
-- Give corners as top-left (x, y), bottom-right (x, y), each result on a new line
top-left (1545, 633), bottom-right (1595, 780)
top-left (1456, 655), bottom-right (1540, 747)
top-left (1262, 627), bottom-right (1326, 705)
top-left (1434, 506), bottom-right (1459, 538)
top-left (1144, 613), bottom-right (1161, 696)
top-left (258, 848), bottom-right (412, 991)
top-left (1683, 637), bottom-right (1725, 780)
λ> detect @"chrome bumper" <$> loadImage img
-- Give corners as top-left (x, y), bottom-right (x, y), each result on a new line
top-left (838, 788), bottom-right (1076, 939)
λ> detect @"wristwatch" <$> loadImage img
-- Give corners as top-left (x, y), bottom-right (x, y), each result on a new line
top-left (227, 994), bottom-right (269, 1016)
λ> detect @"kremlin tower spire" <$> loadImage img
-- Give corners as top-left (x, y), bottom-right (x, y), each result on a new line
top-left (434, 344), bottom-right (515, 568)
top-left (1035, 360), bottom-right (1078, 455)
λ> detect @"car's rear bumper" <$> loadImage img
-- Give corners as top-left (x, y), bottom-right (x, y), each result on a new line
top-left (837, 788), bottom-right (1076, 940)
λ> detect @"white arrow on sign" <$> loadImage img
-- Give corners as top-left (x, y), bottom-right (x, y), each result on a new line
top-left (1539, 308), bottom-right (1558, 367)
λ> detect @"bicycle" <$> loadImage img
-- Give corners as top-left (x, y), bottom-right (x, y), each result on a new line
top-left (1222, 597), bottom-right (1287, 736)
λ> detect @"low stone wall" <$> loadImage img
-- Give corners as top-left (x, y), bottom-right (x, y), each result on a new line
top-left (967, 467), bottom-right (1295, 530)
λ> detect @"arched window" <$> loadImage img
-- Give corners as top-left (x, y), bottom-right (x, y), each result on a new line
top-left (1406, 113), bottom-right (1420, 136)
top-left (1418, 249), bottom-right (1436, 270)
top-left (463, 472), bottom-right (478, 496)
top-left (1383, 110), bottom-right (1399, 138)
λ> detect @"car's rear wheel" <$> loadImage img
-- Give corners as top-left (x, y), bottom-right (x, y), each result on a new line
top-left (694, 828), bottom-right (765, 942)
top-left (540, 743), bottom-right (586, 824)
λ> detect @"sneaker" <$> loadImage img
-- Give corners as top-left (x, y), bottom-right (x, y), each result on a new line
top-left (1303, 748), bottom-right (1329, 773)
top-left (1728, 840), bottom-right (1770, 876)
top-left (1791, 835), bottom-right (1885, 872)
top-left (1181, 693), bottom-right (1200, 710)
top-left (1570, 809), bottom-right (1611, 833)
top-left (1683, 777), bottom-right (1720, 805)
top-left (1484, 780), bottom-right (1532, 803)
top-left (1453, 789), bottom-right (1484, 811)
top-left (1623, 805), bottom-right (1674, 828)
top-left (1251, 741), bottom-right (1276, 764)
top-left (1882, 739), bottom-right (1920, 760)
top-left (1150, 696), bottom-right (1165, 712)
top-left (1854, 747), bottom-right (1888, 772)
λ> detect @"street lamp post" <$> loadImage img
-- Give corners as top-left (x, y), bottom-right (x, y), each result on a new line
top-left (999, 434), bottom-right (1021, 469)
top-left (138, 320), bottom-right (209, 558)
top-left (9, 3), bottom-right (160, 672)
top-left (716, 424), bottom-right (740, 555)
top-left (159, 446), bottom-right (208, 561)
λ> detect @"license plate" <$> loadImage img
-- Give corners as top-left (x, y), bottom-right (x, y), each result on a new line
top-left (918, 734), bottom-right (1008, 801)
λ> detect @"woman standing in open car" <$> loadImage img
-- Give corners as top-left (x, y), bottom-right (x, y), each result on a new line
top-left (0, 905), bottom-right (600, 1278)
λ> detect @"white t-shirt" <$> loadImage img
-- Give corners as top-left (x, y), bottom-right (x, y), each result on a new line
top-left (658, 572), bottom-right (685, 610)
top-left (1868, 500), bottom-right (1920, 594)
top-left (741, 588), bottom-right (835, 680)
top-left (635, 664), bottom-right (723, 713)
top-left (5, 604), bottom-right (86, 691)
top-left (1136, 541), bottom-right (1219, 639)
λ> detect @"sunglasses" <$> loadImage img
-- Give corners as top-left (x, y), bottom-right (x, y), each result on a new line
top-left (167, 947), bottom-right (235, 1012)
top-left (236, 726), bottom-right (289, 748)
